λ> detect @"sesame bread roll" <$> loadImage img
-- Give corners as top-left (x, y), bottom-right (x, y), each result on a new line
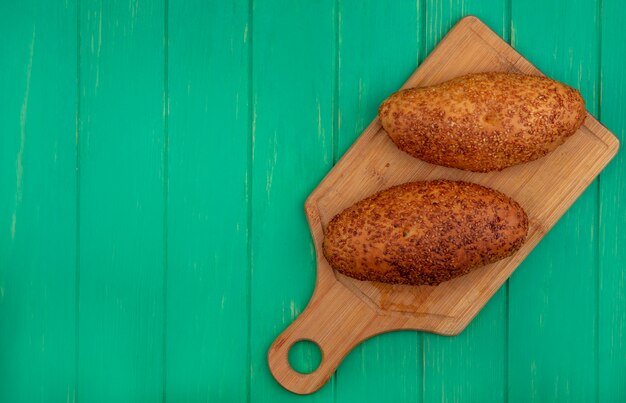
top-left (322, 180), bottom-right (528, 286)
top-left (378, 72), bottom-right (586, 172)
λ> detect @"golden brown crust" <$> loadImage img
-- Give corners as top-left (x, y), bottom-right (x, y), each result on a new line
top-left (378, 72), bottom-right (587, 172)
top-left (322, 180), bottom-right (529, 285)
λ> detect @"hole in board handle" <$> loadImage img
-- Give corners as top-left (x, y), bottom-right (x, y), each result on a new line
top-left (288, 339), bottom-right (323, 374)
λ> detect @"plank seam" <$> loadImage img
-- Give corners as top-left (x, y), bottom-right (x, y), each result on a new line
top-left (75, 1), bottom-right (81, 401)
top-left (332, 0), bottom-right (340, 167)
top-left (505, 0), bottom-right (512, 43)
top-left (246, 0), bottom-right (254, 401)
top-left (333, 0), bottom-right (340, 399)
top-left (162, 0), bottom-right (169, 401)
top-left (595, 0), bottom-right (603, 400)
top-left (419, 0), bottom-right (426, 64)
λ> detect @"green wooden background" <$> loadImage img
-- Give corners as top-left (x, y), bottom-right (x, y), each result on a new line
top-left (1, 0), bottom-right (624, 402)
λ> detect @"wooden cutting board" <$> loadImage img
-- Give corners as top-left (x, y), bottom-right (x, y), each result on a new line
top-left (268, 15), bottom-right (619, 395)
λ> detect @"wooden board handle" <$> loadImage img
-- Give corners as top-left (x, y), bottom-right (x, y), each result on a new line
top-left (268, 282), bottom-right (378, 394)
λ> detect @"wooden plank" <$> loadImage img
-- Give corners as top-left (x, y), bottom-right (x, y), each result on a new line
top-left (336, 0), bottom-right (422, 156)
top-left (250, 0), bottom-right (336, 401)
top-left (334, 2), bottom-right (422, 401)
top-left (422, 3), bottom-right (510, 402)
top-left (78, 0), bottom-right (165, 401)
top-left (165, 0), bottom-right (249, 401)
top-left (425, 0), bottom-right (510, 53)
top-left (508, 1), bottom-right (600, 401)
top-left (0, 1), bottom-right (77, 401)
top-left (599, 0), bottom-right (626, 400)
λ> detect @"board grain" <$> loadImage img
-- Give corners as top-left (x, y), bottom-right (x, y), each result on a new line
top-left (268, 16), bottom-right (619, 395)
